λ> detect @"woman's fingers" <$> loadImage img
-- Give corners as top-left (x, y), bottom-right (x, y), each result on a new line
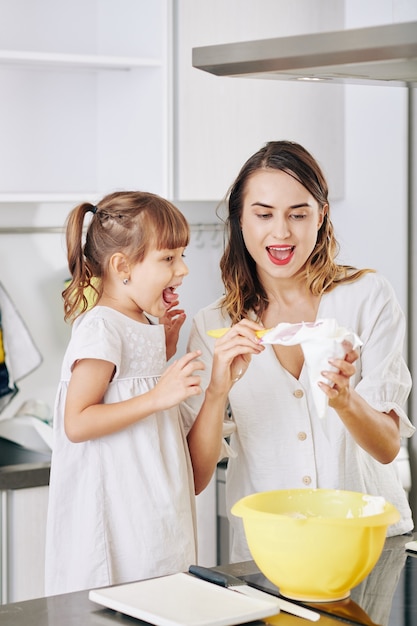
top-left (215, 320), bottom-right (264, 343)
top-left (319, 352), bottom-right (357, 407)
top-left (341, 340), bottom-right (359, 364)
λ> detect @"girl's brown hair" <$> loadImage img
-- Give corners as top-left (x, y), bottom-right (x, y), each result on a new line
top-left (220, 141), bottom-right (373, 324)
top-left (63, 191), bottom-right (190, 322)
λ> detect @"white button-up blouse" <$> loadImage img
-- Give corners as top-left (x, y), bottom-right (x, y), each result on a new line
top-left (181, 272), bottom-right (415, 562)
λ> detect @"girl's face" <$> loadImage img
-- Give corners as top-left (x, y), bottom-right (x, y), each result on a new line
top-left (129, 246), bottom-right (189, 318)
top-left (240, 169), bottom-right (326, 284)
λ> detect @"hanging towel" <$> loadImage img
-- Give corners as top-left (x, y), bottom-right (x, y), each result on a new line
top-left (0, 282), bottom-right (42, 414)
top-left (0, 315), bottom-right (17, 411)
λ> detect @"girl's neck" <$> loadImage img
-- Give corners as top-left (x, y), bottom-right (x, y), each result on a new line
top-left (97, 296), bottom-right (150, 325)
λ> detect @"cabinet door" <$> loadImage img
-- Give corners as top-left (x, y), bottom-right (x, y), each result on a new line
top-left (0, 0), bottom-right (170, 201)
top-left (174, 0), bottom-right (345, 201)
top-left (4, 486), bottom-right (49, 603)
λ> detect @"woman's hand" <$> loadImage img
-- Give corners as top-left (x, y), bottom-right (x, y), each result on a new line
top-left (209, 320), bottom-right (265, 392)
top-left (318, 341), bottom-right (359, 411)
top-left (159, 298), bottom-right (186, 360)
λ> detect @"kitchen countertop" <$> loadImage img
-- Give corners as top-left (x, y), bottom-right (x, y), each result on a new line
top-left (0, 461), bottom-right (50, 490)
top-left (0, 533), bottom-right (415, 625)
top-left (0, 437), bottom-right (50, 490)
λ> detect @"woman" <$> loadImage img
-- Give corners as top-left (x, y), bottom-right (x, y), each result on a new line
top-left (181, 141), bottom-right (414, 562)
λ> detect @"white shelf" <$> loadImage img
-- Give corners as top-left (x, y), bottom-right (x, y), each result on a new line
top-left (0, 49), bottom-right (161, 71)
top-left (0, 193), bottom-right (99, 204)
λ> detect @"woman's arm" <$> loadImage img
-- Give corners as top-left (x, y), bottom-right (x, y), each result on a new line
top-left (319, 350), bottom-right (401, 464)
top-left (187, 320), bottom-right (265, 494)
top-left (319, 275), bottom-right (412, 464)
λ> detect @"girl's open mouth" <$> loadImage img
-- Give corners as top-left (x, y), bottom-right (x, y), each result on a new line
top-left (162, 286), bottom-right (178, 305)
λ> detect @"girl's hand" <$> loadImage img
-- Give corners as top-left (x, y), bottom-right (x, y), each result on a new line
top-left (159, 299), bottom-right (186, 360)
top-left (154, 350), bottom-right (204, 410)
top-left (209, 320), bottom-right (265, 392)
top-left (318, 341), bottom-right (359, 411)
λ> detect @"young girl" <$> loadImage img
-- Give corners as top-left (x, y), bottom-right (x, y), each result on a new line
top-left (45, 191), bottom-right (262, 596)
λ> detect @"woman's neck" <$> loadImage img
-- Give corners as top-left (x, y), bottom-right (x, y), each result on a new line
top-left (261, 279), bottom-right (321, 327)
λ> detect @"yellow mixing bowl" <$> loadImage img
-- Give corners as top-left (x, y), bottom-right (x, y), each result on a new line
top-left (231, 488), bottom-right (400, 602)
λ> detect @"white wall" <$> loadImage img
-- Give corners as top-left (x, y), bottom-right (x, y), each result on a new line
top-left (319, 0), bottom-right (415, 315)
top-left (331, 85), bottom-right (408, 311)
top-left (333, 0), bottom-right (417, 518)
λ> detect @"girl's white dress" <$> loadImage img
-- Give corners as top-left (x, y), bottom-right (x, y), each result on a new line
top-left (182, 273), bottom-right (415, 563)
top-left (45, 306), bottom-right (196, 596)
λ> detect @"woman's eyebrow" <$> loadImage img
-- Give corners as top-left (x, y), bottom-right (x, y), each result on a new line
top-left (250, 201), bottom-right (273, 208)
top-left (250, 202), bottom-right (312, 209)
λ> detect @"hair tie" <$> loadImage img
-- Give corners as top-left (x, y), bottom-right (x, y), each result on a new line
top-left (90, 205), bottom-right (97, 214)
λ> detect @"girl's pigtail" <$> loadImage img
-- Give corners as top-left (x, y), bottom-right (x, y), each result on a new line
top-left (63, 203), bottom-right (96, 323)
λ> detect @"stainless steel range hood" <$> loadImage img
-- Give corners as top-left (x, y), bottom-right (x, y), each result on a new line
top-left (192, 21), bottom-right (417, 86)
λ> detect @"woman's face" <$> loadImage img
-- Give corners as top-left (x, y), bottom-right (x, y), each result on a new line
top-left (240, 168), bottom-right (326, 284)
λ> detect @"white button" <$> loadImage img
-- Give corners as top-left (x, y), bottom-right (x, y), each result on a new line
top-left (302, 476), bottom-right (312, 485)
top-left (293, 389), bottom-right (304, 399)
top-left (297, 432), bottom-right (307, 441)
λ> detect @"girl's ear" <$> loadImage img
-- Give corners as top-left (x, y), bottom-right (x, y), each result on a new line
top-left (109, 252), bottom-right (130, 280)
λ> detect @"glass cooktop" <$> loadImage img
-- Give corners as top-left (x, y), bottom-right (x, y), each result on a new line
top-left (241, 534), bottom-right (417, 626)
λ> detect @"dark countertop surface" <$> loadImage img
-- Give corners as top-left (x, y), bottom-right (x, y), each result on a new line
top-left (0, 461), bottom-right (50, 490)
top-left (0, 534), bottom-right (416, 625)
top-left (0, 437), bottom-right (51, 490)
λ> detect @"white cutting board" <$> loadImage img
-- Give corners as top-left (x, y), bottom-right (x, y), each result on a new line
top-left (88, 572), bottom-right (280, 626)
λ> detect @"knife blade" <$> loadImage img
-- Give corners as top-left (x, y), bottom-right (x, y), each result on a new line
top-left (188, 565), bottom-right (320, 622)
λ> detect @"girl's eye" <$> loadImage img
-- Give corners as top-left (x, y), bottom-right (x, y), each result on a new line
top-left (291, 213), bottom-right (307, 220)
top-left (257, 212), bottom-right (272, 219)
top-left (165, 256), bottom-right (174, 262)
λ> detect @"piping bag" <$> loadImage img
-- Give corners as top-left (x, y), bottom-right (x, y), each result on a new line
top-left (260, 318), bottom-right (362, 419)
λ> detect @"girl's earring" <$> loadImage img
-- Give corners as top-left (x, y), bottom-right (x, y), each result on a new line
top-left (123, 278), bottom-right (129, 285)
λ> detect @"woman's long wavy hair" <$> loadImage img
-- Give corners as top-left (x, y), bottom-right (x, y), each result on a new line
top-left (62, 191), bottom-right (190, 323)
top-left (220, 141), bottom-right (373, 324)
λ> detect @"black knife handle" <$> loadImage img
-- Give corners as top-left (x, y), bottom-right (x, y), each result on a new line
top-left (188, 565), bottom-right (229, 587)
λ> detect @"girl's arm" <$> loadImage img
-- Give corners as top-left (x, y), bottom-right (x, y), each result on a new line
top-left (64, 351), bottom-right (203, 443)
top-left (186, 320), bottom-right (265, 495)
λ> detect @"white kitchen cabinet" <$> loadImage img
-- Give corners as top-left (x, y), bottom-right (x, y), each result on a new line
top-left (173, 0), bottom-right (345, 201)
top-left (0, 0), bottom-right (172, 204)
top-left (1, 485), bottom-right (49, 603)
top-left (0, 0), bottom-right (346, 205)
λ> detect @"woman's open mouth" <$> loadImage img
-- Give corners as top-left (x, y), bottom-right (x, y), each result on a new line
top-left (266, 245), bottom-right (295, 266)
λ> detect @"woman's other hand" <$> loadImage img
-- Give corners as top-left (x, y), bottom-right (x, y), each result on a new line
top-left (318, 341), bottom-right (359, 411)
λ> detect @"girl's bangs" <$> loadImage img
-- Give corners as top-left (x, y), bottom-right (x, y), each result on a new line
top-left (154, 209), bottom-right (190, 250)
